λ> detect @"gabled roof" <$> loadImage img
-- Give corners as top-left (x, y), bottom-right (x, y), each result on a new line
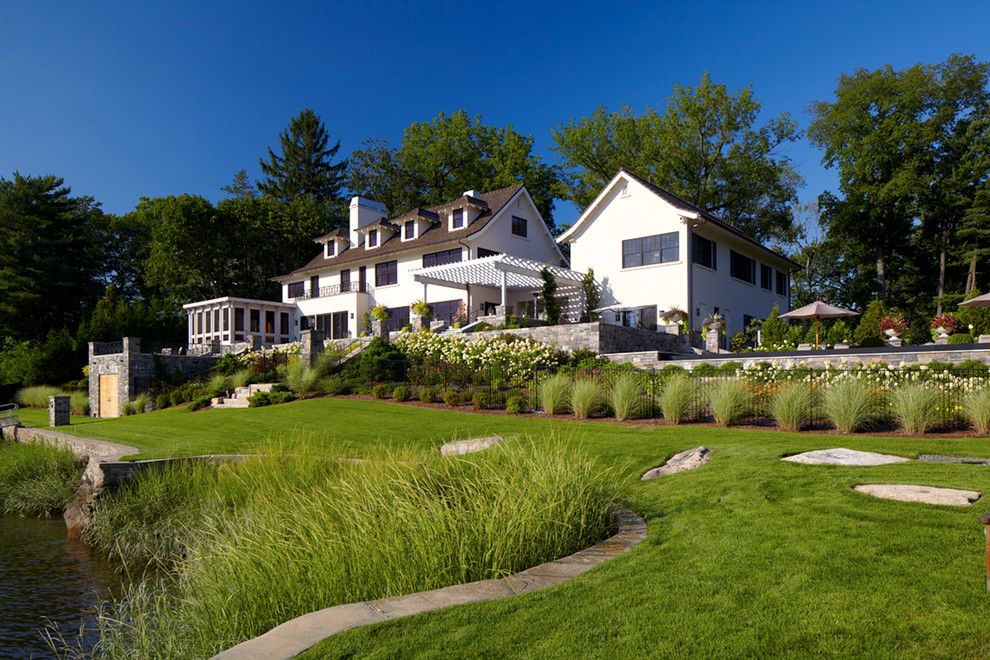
top-left (355, 218), bottom-right (399, 233)
top-left (557, 170), bottom-right (800, 271)
top-left (274, 184), bottom-right (525, 281)
top-left (391, 207), bottom-right (440, 224)
top-left (312, 228), bottom-right (347, 244)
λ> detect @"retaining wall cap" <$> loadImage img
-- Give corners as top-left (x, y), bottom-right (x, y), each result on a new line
top-left (212, 506), bottom-right (647, 660)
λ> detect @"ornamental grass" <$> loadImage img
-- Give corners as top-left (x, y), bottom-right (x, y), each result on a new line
top-left (707, 380), bottom-right (751, 427)
top-left (963, 387), bottom-right (990, 435)
top-left (770, 383), bottom-right (813, 432)
top-left (538, 373), bottom-right (572, 415)
top-left (610, 374), bottom-right (647, 421)
top-left (890, 384), bottom-right (939, 434)
top-left (821, 378), bottom-right (877, 433)
top-left (661, 375), bottom-right (697, 425)
top-left (571, 379), bottom-right (608, 419)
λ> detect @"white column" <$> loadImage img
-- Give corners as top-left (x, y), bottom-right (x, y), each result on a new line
top-left (500, 271), bottom-right (508, 307)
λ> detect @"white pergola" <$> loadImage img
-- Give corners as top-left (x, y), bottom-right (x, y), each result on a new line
top-left (411, 254), bottom-right (586, 320)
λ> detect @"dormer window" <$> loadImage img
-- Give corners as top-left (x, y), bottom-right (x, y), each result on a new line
top-left (368, 230), bottom-right (378, 248)
top-left (404, 222), bottom-right (415, 240)
top-left (325, 241), bottom-right (336, 258)
top-left (452, 208), bottom-right (464, 229)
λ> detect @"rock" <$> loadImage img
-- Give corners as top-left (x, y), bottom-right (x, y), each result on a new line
top-left (782, 448), bottom-right (910, 466)
top-left (641, 446), bottom-right (710, 480)
top-left (917, 454), bottom-right (990, 466)
top-left (440, 436), bottom-right (503, 456)
top-left (854, 484), bottom-right (982, 507)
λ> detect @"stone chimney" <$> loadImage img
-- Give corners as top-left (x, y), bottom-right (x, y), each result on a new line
top-left (349, 197), bottom-right (387, 247)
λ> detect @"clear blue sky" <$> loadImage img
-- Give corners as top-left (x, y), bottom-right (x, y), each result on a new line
top-left (2, 1), bottom-right (989, 225)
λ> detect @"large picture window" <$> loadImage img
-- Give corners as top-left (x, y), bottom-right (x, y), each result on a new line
top-left (375, 260), bottom-right (398, 286)
top-left (622, 232), bottom-right (678, 268)
top-left (730, 250), bottom-right (756, 284)
top-left (422, 248), bottom-right (462, 268)
top-left (692, 235), bottom-right (716, 269)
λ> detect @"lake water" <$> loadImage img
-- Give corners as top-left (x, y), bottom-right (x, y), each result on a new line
top-left (0, 516), bottom-right (122, 658)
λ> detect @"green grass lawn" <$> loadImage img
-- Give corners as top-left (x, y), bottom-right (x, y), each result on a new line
top-left (19, 399), bottom-right (990, 656)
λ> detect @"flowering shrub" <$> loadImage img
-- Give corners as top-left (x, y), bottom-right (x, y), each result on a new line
top-left (931, 314), bottom-right (958, 332)
top-left (394, 332), bottom-right (563, 381)
top-left (879, 316), bottom-right (908, 333)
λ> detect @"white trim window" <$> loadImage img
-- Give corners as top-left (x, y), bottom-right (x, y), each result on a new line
top-left (403, 222), bottom-right (415, 240)
top-left (451, 208), bottom-right (464, 230)
top-left (511, 215), bottom-right (527, 237)
top-left (622, 232), bottom-right (678, 268)
top-left (367, 230), bottom-right (379, 248)
top-left (325, 241), bottom-right (336, 258)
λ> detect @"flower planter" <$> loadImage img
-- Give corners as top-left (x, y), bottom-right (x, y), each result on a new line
top-left (884, 329), bottom-right (902, 338)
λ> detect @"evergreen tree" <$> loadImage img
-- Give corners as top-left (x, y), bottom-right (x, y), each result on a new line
top-left (258, 108), bottom-right (347, 202)
top-left (222, 169), bottom-right (257, 200)
top-left (582, 268), bottom-right (600, 321)
top-left (540, 267), bottom-right (560, 325)
top-left (854, 299), bottom-right (888, 346)
top-left (759, 305), bottom-right (789, 347)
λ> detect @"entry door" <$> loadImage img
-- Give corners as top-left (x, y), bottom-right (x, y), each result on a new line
top-left (99, 374), bottom-right (119, 418)
top-left (331, 311), bottom-right (349, 339)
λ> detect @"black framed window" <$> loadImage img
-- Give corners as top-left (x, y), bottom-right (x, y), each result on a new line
top-left (692, 234), bottom-right (716, 269)
top-left (477, 247), bottom-right (500, 258)
top-left (423, 248), bottom-right (462, 268)
top-left (511, 215), bottom-right (527, 237)
top-left (234, 308), bottom-right (244, 333)
top-left (375, 260), bottom-right (398, 286)
top-left (404, 222), bottom-right (415, 239)
top-left (340, 269), bottom-right (350, 290)
top-left (367, 230), bottom-right (378, 247)
top-left (250, 309), bottom-right (260, 333)
top-left (430, 299), bottom-right (462, 325)
top-left (287, 281), bottom-right (304, 298)
top-left (730, 250), bottom-right (756, 284)
top-left (622, 232), bottom-right (678, 268)
top-left (452, 208), bottom-right (464, 229)
top-left (265, 310), bottom-right (275, 336)
top-left (326, 241), bottom-right (335, 256)
top-left (776, 270), bottom-right (787, 295)
top-left (387, 306), bottom-right (410, 332)
top-left (760, 264), bottom-right (773, 290)
top-left (280, 312), bottom-right (290, 337)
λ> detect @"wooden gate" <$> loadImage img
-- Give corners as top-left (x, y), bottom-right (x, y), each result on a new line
top-left (98, 374), bottom-right (119, 418)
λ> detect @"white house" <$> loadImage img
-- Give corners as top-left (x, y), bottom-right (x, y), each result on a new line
top-left (184, 184), bottom-right (577, 346)
top-left (557, 170), bottom-right (798, 343)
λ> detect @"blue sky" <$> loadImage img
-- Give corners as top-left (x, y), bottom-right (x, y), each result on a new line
top-left (2, 1), bottom-right (989, 225)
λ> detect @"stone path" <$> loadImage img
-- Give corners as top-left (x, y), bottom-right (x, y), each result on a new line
top-left (782, 448), bottom-right (911, 466)
top-left (642, 446), bottom-right (710, 480)
top-left (212, 507), bottom-right (647, 660)
top-left (854, 484), bottom-right (982, 507)
top-left (918, 454), bottom-right (990, 467)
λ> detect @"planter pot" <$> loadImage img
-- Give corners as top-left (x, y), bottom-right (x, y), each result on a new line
top-left (665, 312), bottom-right (684, 324)
top-left (934, 326), bottom-right (951, 337)
top-left (884, 329), bottom-right (902, 338)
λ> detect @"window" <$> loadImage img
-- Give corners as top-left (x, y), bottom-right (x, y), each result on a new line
top-left (477, 247), bottom-right (500, 258)
top-left (760, 264), bottom-right (773, 290)
top-left (387, 306), bottom-right (410, 332)
top-left (511, 215), bottom-right (527, 237)
top-left (222, 310), bottom-right (229, 332)
top-left (265, 310), bottom-right (275, 336)
top-left (692, 235), bottom-right (716, 269)
top-left (776, 270), bottom-right (787, 296)
top-left (367, 230), bottom-right (378, 247)
top-left (196, 312), bottom-right (203, 334)
top-left (205, 311), bottom-right (211, 333)
top-left (423, 248), bottom-right (462, 268)
top-left (287, 281), bottom-right (304, 298)
top-left (250, 309), bottom-right (260, 333)
top-left (326, 241), bottom-right (335, 257)
top-left (280, 312), bottom-right (290, 338)
top-left (430, 300), bottom-right (462, 325)
top-left (622, 232), bottom-right (678, 268)
top-left (404, 222), bottom-right (415, 240)
top-left (340, 269), bottom-right (350, 290)
top-left (234, 308), bottom-right (244, 334)
top-left (375, 260), bottom-right (398, 286)
top-left (452, 208), bottom-right (464, 229)
top-left (310, 276), bottom-right (320, 297)
top-left (730, 250), bottom-right (756, 284)
top-left (214, 310), bottom-right (220, 334)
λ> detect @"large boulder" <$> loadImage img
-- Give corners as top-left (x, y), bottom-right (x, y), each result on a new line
top-left (854, 484), bottom-right (981, 507)
top-left (782, 448), bottom-right (910, 466)
top-left (642, 446), bottom-right (710, 480)
top-left (440, 436), bottom-right (503, 456)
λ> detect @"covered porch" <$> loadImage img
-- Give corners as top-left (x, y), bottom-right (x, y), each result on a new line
top-left (411, 254), bottom-right (587, 325)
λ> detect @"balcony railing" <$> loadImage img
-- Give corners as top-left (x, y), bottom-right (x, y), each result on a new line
top-left (295, 281), bottom-right (372, 300)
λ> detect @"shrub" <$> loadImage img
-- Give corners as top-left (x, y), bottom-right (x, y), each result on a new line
top-left (155, 393), bottom-right (170, 410)
top-left (890, 384), bottom-right (938, 433)
top-left (570, 379), bottom-right (606, 419)
top-left (69, 390), bottom-right (89, 416)
top-left (286, 360), bottom-right (320, 394)
top-left (948, 332), bottom-right (974, 345)
top-left (854, 299), bottom-right (887, 346)
top-left (718, 361), bottom-right (743, 375)
top-left (268, 391), bottom-right (296, 406)
top-left (443, 389), bottom-right (465, 407)
top-left (319, 375), bottom-right (350, 396)
top-left (230, 368), bottom-right (253, 390)
top-left (418, 386), bottom-right (438, 403)
top-left (661, 375), bottom-right (696, 424)
top-left (770, 384), bottom-right (812, 431)
top-left (691, 363), bottom-right (718, 377)
top-left (472, 388), bottom-right (491, 410)
top-left (964, 387), bottom-right (990, 435)
top-left (134, 393), bottom-right (150, 414)
top-left (707, 380), bottom-right (750, 427)
top-left (392, 384), bottom-right (411, 402)
top-left (821, 378), bottom-right (876, 433)
top-left (247, 391), bottom-right (271, 407)
top-left (169, 389), bottom-right (186, 407)
top-left (610, 374), bottom-right (646, 421)
top-left (371, 383), bottom-right (392, 399)
top-left (955, 359), bottom-right (989, 377)
top-left (188, 395), bottom-right (213, 411)
top-left (538, 373), bottom-right (571, 415)
top-left (505, 394), bottom-right (525, 414)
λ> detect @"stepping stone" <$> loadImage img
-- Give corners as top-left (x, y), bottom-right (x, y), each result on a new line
top-left (440, 436), bottom-right (503, 456)
top-left (854, 484), bottom-right (982, 507)
top-left (782, 448), bottom-right (910, 466)
top-left (917, 454), bottom-right (990, 467)
top-left (642, 446), bottom-right (710, 480)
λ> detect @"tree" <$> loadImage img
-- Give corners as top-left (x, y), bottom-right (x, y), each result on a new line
top-left (540, 267), bottom-right (560, 325)
top-left (258, 108), bottom-right (347, 202)
top-left (581, 268), bottom-right (600, 321)
top-left (348, 110), bottom-right (560, 228)
top-left (0, 173), bottom-right (105, 341)
top-left (222, 169), bottom-right (257, 200)
top-left (959, 182), bottom-right (990, 293)
top-left (552, 73), bottom-right (802, 243)
top-left (854, 300), bottom-right (888, 347)
top-left (759, 305), bottom-right (789, 347)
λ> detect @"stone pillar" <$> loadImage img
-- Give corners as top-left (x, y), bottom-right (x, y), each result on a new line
top-left (299, 329), bottom-right (325, 367)
top-left (49, 395), bottom-right (70, 427)
top-left (372, 319), bottom-right (389, 341)
top-left (665, 323), bottom-right (681, 336)
top-left (705, 329), bottom-right (721, 353)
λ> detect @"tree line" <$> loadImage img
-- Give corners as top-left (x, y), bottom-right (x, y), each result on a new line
top-left (1, 53), bottom-right (987, 390)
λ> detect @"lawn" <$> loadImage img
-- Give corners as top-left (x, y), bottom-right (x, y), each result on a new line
top-left (19, 399), bottom-right (990, 656)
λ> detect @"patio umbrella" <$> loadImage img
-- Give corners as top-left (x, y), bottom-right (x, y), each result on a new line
top-left (779, 301), bottom-right (860, 349)
top-left (959, 292), bottom-right (990, 308)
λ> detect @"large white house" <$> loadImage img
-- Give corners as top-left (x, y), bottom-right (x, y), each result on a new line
top-left (557, 170), bottom-right (798, 343)
top-left (184, 184), bottom-right (576, 346)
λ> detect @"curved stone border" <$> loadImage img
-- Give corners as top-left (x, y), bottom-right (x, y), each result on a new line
top-left (213, 506), bottom-right (647, 660)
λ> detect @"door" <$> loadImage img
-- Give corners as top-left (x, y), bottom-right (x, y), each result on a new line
top-left (340, 269), bottom-right (351, 292)
top-left (331, 311), bottom-right (349, 339)
top-left (99, 374), bottom-right (119, 418)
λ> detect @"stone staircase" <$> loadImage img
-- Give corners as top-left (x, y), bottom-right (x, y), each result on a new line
top-left (211, 383), bottom-right (274, 409)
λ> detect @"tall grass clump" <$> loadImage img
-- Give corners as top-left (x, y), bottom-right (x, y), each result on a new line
top-left (571, 379), bottom-right (607, 419)
top-left (770, 383), bottom-right (812, 431)
top-left (90, 440), bottom-right (616, 658)
top-left (821, 378), bottom-right (876, 433)
top-left (963, 387), bottom-right (990, 435)
top-left (707, 379), bottom-right (751, 427)
top-left (286, 359), bottom-right (320, 394)
top-left (69, 390), bottom-right (90, 416)
top-left (610, 374), bottom-right (646, 421)
top-left (890, 384), bottom-right (939, 434)
top-left (0, 441), bottom-right (81, 516)
top-left (538, 373), bottom-right (571, 414)
top-left (661, 375), bottom-right (697, 425)
top-left (230, 368), bottom-right (253, 390)
top-left (15, 385), bottom-right (63, 408)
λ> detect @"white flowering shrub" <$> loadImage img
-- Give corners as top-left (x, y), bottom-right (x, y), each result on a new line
top-left (394, 332), bottom-right (563, 382)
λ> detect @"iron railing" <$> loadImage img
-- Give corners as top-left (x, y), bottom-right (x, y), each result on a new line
top-left (91, 340), bottom-right (124, 356)
top-left (295, 281), bottom-right (372, 301)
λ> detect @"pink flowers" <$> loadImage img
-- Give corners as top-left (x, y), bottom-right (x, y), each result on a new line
top-left (930, 314), bottom-right (958, 331)
top-left (879, 316), bottom-right (908, 333)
